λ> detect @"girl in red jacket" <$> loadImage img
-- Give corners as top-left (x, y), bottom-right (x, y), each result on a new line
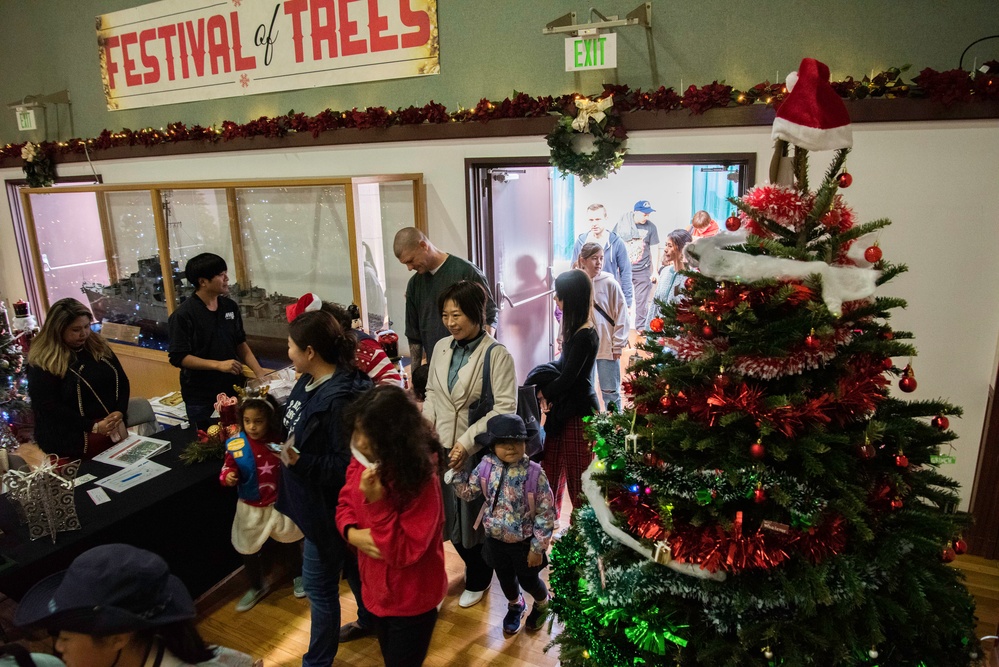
top-left (336, 385), bottom-right (447, 667)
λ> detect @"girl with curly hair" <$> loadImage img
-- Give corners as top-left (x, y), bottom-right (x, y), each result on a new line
top-left (336, 385), bottom-right (448, 667)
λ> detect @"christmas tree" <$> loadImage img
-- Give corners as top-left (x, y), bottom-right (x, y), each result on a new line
top-left (0, 300), bottom-right (34, 447)
top-left (549, 59), bottom-right (982, 667)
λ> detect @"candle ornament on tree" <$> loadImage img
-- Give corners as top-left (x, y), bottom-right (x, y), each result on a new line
top-left (548, 57), bottom-right (980, 667)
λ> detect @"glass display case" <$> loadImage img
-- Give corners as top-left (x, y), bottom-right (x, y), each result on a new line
top-left (20, 175), bottom-right (427, 368)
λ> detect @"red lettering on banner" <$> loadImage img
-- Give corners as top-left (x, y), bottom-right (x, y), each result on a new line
top-left (338, 0), bottom-right (367, 56)
top-left (368, 0), bottom-right (397, 52)
top-left (399, 0), bottom-right (430, 48)
top-left (184, 19), bottom-right (207, 77)
top-left (311, 0), bottom-right (338, 59)
top-left (120, 32), bottom-right (143, 87)
top-left (207, 14), bottom-right (232, 74)
top-left (230, 12), bottom-right (256, 71)
top-left (177, 22), bottom-right (191, 79)
top-left (139, 28), bottom-right (161, 84)
top-left (284, 0), bottom-right (308, 64)
top-left (103, 36), bottom-right (120, 89)
top-left (157, 24), bottom-right (178, 81)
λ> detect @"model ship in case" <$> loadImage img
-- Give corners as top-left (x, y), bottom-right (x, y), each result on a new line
top-left (82, 257), bottom-right (296, 350)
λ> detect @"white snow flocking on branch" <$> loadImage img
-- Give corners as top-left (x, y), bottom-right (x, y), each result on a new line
top-left (685, 232), bottom-right (879, 315)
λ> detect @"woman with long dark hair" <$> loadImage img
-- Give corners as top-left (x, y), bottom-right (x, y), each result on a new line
top-left (649, 228), bottom-right (693, 324)
top-left (276, 310), bottom-right (372, 667)
top-left (422, 280), bottom-right (517, 609)
top-left (27, 298), bottom-right (130, 459)
top-left (337, 385), bottom-right (447, 666)
top-left (535, 270), bottom-right (599, 519)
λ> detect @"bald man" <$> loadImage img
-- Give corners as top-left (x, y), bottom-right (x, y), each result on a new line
top-left (394, 227), bottom-right (497, 366)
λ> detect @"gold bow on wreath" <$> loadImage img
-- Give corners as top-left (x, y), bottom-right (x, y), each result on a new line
top-left (572, 95), bottom-right (614, 132)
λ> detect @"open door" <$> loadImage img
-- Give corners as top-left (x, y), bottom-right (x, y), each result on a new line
top-left (468, 163), bottom-right (555, 383)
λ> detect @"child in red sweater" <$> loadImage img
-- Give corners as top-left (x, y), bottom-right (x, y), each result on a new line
top-left (337, 385), bottom-right (447, 667)
top-left (221, 394), bottom-right (304, 612)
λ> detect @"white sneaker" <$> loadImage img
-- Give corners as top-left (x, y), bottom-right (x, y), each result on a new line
top-left (458, 589), bottom-right (485, 608)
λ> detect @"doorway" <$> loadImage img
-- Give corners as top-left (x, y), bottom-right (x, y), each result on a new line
top-left (466, 153), bottom-right (755, 383)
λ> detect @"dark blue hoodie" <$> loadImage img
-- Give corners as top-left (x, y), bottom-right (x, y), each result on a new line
top-left (277, 367), bottom-right (372, 554)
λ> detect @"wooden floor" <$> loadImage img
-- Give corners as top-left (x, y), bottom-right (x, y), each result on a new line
top-left (2, 552), bottom-right (995, 665)
top-left (195, 540), bottom-right (561, 667)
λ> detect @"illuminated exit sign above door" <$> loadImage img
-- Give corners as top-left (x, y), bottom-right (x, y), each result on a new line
top-left (565, 33), bottom-right (617, 71)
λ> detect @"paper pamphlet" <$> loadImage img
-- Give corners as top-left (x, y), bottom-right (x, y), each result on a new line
top-left (91, 434), bottom-right (171, 468)
top-left (95, 459), bottom-right (170, 493)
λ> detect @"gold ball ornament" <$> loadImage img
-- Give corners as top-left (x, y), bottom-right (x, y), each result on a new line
top-left (207, 424), bottom-right (221, 438)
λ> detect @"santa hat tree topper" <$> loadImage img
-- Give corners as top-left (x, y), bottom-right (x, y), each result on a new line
top-left (772, 58), bottom-right (853, 152)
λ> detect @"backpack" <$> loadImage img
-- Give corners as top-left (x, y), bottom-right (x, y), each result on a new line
top-left (471, 458), bottom-right (544, 530)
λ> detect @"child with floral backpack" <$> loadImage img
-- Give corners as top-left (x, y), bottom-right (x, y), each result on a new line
top-left (449, 413), bottom-right (555, 635)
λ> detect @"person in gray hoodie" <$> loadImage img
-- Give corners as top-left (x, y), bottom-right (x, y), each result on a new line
top-left (576, 243), bottom-right (628, 411)
top-left (570, 204), bottom-right (632, 308)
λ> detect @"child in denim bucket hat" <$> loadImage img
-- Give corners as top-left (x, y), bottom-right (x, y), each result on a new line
top-left (449, 413), bottom-right (556, 635)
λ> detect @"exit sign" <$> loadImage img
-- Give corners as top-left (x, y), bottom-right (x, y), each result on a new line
top-left (16, 108), bottom-right (37, 131)
top-left (565, 33), bottom-right (617, 72)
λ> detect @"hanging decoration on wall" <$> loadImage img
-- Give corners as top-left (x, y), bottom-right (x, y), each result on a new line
top-left (2, 62), bottom-right (996, 167)
top-left (19, 142), bottom-right (55, 187)
top-left (546, 93), bottom-right (627, 184)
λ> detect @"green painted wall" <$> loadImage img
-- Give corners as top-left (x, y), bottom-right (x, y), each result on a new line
top-left (0, 0), bottom-right (996, 145)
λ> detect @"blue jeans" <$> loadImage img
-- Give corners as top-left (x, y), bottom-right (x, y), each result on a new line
top-left (595, 358), bottom-right (621, 411)
top-left (302, 538), bottom-right (345, 667)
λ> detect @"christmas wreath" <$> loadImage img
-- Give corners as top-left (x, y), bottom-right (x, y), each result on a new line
top-left (546, 94), bottom-right (627, 185)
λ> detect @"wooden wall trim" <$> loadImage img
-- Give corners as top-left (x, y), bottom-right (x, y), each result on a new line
top-left (969, 383), bottom-right (999, 559)
top-left (2, 99), bottom-right (996, 170)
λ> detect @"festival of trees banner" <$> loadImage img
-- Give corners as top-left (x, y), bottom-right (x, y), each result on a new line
top-left (96, 0), bottom-right (439, 110)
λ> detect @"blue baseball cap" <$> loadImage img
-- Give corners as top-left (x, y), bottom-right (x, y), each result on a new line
top-left (634, 200), bottom-right (656, 213)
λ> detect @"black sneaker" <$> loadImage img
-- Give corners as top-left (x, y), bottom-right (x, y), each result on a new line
top-left (339, 621), bottom-right (374, 642)
top-left (525, 596), bottom-right (550, 632)
top-left (502, 595), bottom-right (526, 634)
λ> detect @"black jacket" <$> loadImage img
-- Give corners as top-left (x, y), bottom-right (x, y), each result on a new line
top-left (276, 367), bottom-right (372, 554)
top-left (528, 327), bottom-right (599, 437)
top-left (27, 347), bottom-right (130, 458)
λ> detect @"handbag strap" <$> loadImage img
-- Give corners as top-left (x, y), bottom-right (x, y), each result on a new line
top-left (593, 302), bottom-right (614, 325)
top-left (70, 364), bottom-right (116, 417)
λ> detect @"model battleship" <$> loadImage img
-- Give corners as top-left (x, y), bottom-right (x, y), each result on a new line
top-left (82, 257), bottom-right (297, 348)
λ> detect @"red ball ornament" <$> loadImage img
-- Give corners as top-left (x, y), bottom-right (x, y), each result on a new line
top-left (953, 538), bottom-right (968, 555)
top-left (864, 245), bottom-right (883, 263)
top-left (931, 415), bottom-right (950, 430)
top-left (804, 330), bottom-right (821, 350)
top-left (837, 171), bottom-right (853, 188)
top-left (899, 364), bottom-right (917, 393)
top-left (880, 330), bottom-right (894, 341)
top-left (895, 453), bottom-right (909, 468)
top-left (857, 443), bottom-right (876, 460)
top-left (659, 394), bottom-right (672, 408)
top-left (941, 547), bottom-right (956, 563)
top-left (890, 497), bottom-right (904, 510)
top-left (684, 277), bottom-right (695, 291)
top-left (749, 441), bottom-right (765, 459)
top-left (701, 324), bottom-right (716, 339)
top-left (649, 317), bottom-right (664, 333)
top-left (753, 487), bottom-right (767, 504)
top-left (881, 357), bottom-right (894, 371)
top-left (725, 216), bottom-right (741, 232)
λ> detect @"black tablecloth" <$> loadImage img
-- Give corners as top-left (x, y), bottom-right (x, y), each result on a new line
top-left (0, 426), bottom-right (239, 601)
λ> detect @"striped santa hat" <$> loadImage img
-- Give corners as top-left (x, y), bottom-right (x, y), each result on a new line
top-left (772, 58), bottom-right (852, 152)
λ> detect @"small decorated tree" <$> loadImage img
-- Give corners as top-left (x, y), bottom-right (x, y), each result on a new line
top-left (0, 301), bottom-right (32, 445)
top-left (549, 59), bottom-right (982, 667)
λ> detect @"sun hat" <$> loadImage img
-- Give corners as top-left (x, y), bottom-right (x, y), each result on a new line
top-left (474, 413), bottom-right (540, 449)
top-left (14, 544), bottom-right (196, 634)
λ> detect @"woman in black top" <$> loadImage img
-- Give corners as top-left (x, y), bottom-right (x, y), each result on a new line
top-left (538, 270), bottom-right (599, 519)
top-left (27, 298), bottom-right (130, 459)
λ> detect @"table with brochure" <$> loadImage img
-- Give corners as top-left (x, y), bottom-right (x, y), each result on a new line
top-left (0, 425), bottom-right (238, 600)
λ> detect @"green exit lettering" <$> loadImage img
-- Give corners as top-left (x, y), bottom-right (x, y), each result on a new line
top-left (574, 37), bottom-right (607, 68)
top-left (17, 110), bottom-right (36, 131)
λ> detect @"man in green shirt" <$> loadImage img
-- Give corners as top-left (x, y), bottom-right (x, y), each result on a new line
top-left (394, 227), bottom-right (498, 367)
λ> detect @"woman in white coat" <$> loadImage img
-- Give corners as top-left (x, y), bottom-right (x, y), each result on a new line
top-left (423, 280), bottom-right (517, 608)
